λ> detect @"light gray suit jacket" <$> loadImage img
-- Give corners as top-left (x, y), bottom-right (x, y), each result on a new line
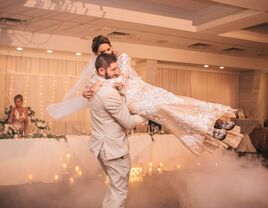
top-left (90, 84), bottom-right (145, 160)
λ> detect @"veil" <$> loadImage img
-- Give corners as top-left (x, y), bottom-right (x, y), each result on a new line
top-left (46, 55), bottom-right (97, 119)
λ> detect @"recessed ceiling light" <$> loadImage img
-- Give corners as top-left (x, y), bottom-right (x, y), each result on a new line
top-left (204, 65), bottom-right (209, 68)
top-left (75, 52), bottom-right (82, 56)
top-left (16, 47), bottom-right (23, 51)
top-left (219, 66), bottom-right (224, 69)
top-left (46, 50), bottom-right (53, 53)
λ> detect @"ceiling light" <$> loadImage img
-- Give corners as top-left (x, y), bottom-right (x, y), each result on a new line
top-left (219, 66), bottom-right (224, 69)
top-left (75, 52), bottom-right (82, 56)
top-left (46, 50), bottom-right (53, 53)
top-left (204, 65), bottom-right (209, 68)
top-left (16, 47), bottom-right (23, 51)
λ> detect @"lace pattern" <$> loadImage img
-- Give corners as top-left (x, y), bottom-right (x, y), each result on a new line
top-left (89, 53), bottom-right (236, 155)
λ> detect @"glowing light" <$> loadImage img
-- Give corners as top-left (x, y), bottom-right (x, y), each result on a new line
top-left (16, 47), bottom-right (23, 51)
top-left (149, 162), bottom-right (153, 167)
top-left (28, 174), bottom-right (33, 181)
top-left (75, 166), bottom-right (79, 171)
top-left (177, 164), bottom-right (181, 169)
top-left (46, 49), bottom-right (53, 53)
top-left (219, 66), bottom-right (224, 69)
top-left (129, 167), bottom-right (143, 183)
top-left (204, 65), bottom-right (209, 68)
top-left (54, 175), bottom-right (59, 182)
top-left (69, 177), bottom-right (74, 185)
top-left (66, 153), bottom-right (70, 159)
top-left (62, 163), bottom-right (67, 170)
top-left (78, 171), bottom-right (82, 176)
top-left (75, 52), bottom-right (82, 56)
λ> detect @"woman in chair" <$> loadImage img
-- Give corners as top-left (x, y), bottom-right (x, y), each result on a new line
top-left (8, 94), bottom-right (29, 136)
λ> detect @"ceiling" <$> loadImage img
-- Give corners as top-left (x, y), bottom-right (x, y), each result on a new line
top-left (0, 0), bottom-right (268, 58)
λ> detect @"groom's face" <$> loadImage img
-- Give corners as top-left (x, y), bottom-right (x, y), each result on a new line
top-left (99, 62), bottom-right (120, 79)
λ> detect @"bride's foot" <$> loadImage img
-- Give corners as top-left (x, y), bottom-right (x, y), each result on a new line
top-left (214, 119), bottom-right (235, 131)
top-left (213, 129), bottom-right (227, 141)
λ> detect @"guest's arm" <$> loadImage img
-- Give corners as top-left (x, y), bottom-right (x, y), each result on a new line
top-left (24, 109), bottom-right (29, 135)
top-left (7, 109), bottom-right (14, 124)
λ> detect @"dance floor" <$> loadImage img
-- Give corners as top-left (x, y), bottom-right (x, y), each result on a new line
top-left (1, 166), bottom-right (268, 208)
top-left (0, 134), bottom-right (267, 208)
top-left (0, 172), bottom-right (183, 208)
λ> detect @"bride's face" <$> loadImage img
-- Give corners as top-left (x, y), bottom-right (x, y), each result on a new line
top-left (96, 43), bottom-right (112, 55)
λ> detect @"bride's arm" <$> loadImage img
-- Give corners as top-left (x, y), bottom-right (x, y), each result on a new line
top-left (82, 81), bottom-right (103, 102)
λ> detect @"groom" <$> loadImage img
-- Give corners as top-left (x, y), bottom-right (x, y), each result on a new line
top-left (84, 53), bottom-right (146, 208)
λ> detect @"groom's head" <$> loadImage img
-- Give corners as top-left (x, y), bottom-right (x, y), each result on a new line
top-left (95, 53), bottom-right (119, 79)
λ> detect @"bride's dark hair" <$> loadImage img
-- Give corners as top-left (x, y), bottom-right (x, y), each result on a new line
top-left (91, 35), bottom-right (111, 53)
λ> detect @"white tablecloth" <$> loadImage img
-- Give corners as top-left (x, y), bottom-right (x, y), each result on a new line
top-left (0, 134), bottom-right (198, 186)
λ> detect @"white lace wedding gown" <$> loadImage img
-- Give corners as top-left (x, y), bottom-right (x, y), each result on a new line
top-left (90, 53), bottom-right (239, 155)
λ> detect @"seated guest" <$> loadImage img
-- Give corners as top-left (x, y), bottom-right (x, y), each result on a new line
top-left (8, 94), bottom-right (29, 135)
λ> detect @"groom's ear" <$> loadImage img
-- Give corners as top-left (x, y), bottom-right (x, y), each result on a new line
top-left (97, 67), bottom-right (105, 77)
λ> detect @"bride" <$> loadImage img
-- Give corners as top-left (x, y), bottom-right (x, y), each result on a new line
top-left (48, 35), bottom-right (242, 155)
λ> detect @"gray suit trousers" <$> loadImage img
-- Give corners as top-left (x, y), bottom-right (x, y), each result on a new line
top-left (98, 146), bottom-right (131, 208)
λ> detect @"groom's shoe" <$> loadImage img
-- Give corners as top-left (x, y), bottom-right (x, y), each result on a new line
top-left (213, 129), bottom-right (227, 141)
top-left (214, 119), bottom-right (235, 131)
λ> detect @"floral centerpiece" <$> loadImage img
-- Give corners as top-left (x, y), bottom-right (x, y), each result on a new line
top-left (0, 106), bottom-right (66, 141)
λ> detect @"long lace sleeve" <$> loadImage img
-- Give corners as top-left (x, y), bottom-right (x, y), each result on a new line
top-left (117, 53), bottom-right (139, 78)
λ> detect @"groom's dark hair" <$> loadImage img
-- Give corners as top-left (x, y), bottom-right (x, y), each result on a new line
top-left (95, 53), bottom-right (118, 71)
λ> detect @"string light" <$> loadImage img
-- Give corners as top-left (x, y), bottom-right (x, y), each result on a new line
top-left (24, 76), bottom-right (29, 106)
top-left (39, 77), bottom-right (44, 120)
top-left (9, 76), bottom-right (14, 100)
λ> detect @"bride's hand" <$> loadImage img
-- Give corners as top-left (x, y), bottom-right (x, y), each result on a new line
top-left (82, 82), bottom-right (103, 101)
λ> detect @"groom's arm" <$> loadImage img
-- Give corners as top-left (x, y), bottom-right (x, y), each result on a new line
top-left (103, 87), bottom-right (146, 129)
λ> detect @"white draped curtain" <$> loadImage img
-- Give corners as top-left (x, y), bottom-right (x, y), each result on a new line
top-left (0, 54), bottom-right (239, 135)
top-left (156, 67), bottom-right (239, 108)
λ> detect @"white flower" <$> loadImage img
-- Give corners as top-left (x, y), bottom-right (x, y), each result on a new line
top-left (4, 124), bottom-right (9, 130)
